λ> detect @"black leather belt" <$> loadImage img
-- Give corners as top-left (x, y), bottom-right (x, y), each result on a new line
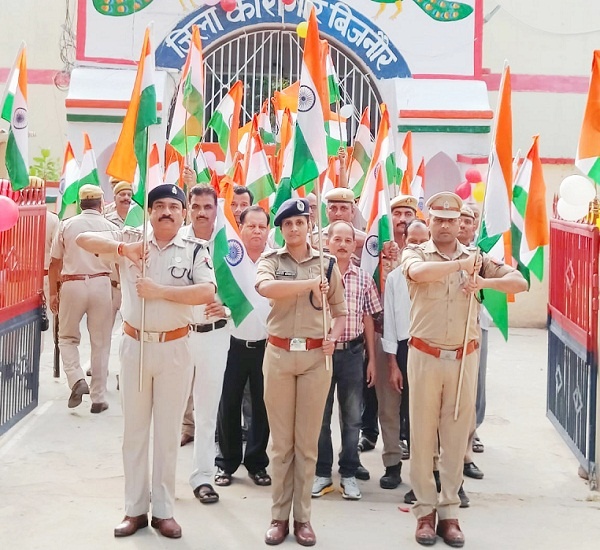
top-left (231, 335), bottom-right (267, 349)
top-left (335, 335), bottom-right (364, 351)
top-left (191, 319), bottom-right (228, 333)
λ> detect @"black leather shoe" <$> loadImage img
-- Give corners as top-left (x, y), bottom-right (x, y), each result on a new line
top-left (404, 488), bottom-right (416, 504)
top-left (114, 515), bottom-right (148, 537)
top-left (355, 463), bottom-right (370, 481)
top-left (380, 462), bottom-right (402, 489)
top-left (358, 436), bottom-right (376, 452)
top-left (90, 402), bottom-right (108, 414)
top-left (458, 483), bottom-right (470, 508)
top-left (463, 461), bottom-right (484, 480)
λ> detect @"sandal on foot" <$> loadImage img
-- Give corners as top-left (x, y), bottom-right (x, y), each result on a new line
top-left (194, 484), bottom-right (220, 504)
top-left (472, 437), bottom-right (484, 453)
top-left (249, 469), bottom-right (272, 486)
top-left (214, 469), bottom-right (232, 487)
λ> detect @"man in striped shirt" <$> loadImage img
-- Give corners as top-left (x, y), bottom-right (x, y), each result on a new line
top-left (312, 220), bottom-right (382, 501)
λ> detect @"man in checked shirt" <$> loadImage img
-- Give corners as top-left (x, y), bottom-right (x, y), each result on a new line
top-left (312, 220), bottom-right (382, 501)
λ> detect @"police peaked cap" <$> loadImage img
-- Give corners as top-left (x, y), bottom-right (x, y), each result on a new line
top-left (273, 198), bottom-right (310, 227)
top-left (148, 184), bottom-right (187, 209)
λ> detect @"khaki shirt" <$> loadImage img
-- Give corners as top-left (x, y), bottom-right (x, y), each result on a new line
top-left (256, 244), bottom-right (347, 339)
top-left (51, 210), bottom-right (118, 275)
top-left (401, 239), bottom-right (513, 348)
top-left (105, 210), bottom-right (126, 229)
top-left (45, 211), bottom-right (59, 270)
top-left (110, 227), bottom-right (216, 332)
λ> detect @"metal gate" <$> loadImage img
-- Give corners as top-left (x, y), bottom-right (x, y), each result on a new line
top-left (0, 183), bottom-right (45, 435)
top-left (202, 28), bottom-right (383, 142)
top-left (548, 218), bottom-right (598, 487)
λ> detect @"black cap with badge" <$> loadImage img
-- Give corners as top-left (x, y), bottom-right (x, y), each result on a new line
top-left (273, 198), bottom-right (310, 227)
top-left (148, 184), bottom-right (187, 209)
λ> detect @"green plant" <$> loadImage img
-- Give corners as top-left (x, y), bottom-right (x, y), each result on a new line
top-left (29, 148), bottom-right (60, 181)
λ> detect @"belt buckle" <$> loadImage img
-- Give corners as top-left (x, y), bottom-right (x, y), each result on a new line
top-left (439, 349), bottom-right (458, 361)
top-left (142, 331), bottom-right (161, 343)
top-left (289, 337), bottom-right (307, 352)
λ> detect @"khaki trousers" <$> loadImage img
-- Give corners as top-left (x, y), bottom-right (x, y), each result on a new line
top-left (408, 346), bottom-right (477, 521)
top-left (263, 344), bottom-right (331, 523)
top-left (111, 285), bottom-right (122, 328)
top-left (120, 334), bottom-right (194, 518)
top-left (374, 334), bottom-right (402, 467)
top-left (58, 277), bottom-right (112, 403)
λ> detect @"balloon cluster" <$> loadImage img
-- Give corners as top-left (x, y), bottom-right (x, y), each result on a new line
top-left (0, 195), bottom-right (19, 232)
top-left (455, 169), bottom-right (485, 203)
top-left (556, 174), bottom-right (595, 221)
top-left (220, 0), bottom-right (236, 12)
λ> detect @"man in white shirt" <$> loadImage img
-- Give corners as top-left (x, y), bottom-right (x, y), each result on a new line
top-left (215, 205), bottom-right (272, 486)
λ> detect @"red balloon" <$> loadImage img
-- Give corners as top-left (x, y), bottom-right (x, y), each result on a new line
top-left (465, 168), bottom-right (482, 184)
top-left (455, 181), bottom-right (472, 200)
top-left (220, 0), bottom-right (237, 11)
top-left (281, 0), bottom-right (295, 4)
top-left (0, 195), bottom-right (19, 232)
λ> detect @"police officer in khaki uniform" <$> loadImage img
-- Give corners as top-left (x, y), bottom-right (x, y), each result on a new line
top-left (256, 198), bottom-right (347, 547)
top-left (401, 192), bottom-right (527, 547)
top-left (49, 184), bottom-right (117, 413)
top-left (76, 184), bottom-right (216, 540)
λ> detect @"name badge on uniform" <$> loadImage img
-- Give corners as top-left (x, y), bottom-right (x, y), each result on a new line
top-left (275, 269), bottom-right (296, 279)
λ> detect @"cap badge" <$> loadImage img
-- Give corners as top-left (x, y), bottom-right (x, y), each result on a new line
top-left (171, 186), bottom-right (177, 194)
top-left (443, 201), bottom-right (450, 209)
top-left (296, 200), bottom-right (305, 212)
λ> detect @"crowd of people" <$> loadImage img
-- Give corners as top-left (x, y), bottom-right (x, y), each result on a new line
top-left (44, 166), bottom-right (527, 548)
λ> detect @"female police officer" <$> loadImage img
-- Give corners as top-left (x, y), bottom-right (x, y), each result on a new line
top-left (256, 198), bottom-right (347, 546)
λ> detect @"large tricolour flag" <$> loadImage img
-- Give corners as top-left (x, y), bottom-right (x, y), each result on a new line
top-left (107, 26), bottom-right (157, 207)
top-left (512, 135), bottom-right (548, 282)
top-left (576, 50), bottom-right (600, 184)
top-left (168, 25), bottom-right (205, 156)
top-left (3, 45), bottom-right (29, 191)
top-left (57, 142), bottom-right (79, 219)
top-left (245, 130), bottom-right (276, 203)
top-left (290, 8), bottom-right (328, 189)
top-left (478, 63), bottom-right (513, 340)
top-left (212, 192), bottom-right (255, 326)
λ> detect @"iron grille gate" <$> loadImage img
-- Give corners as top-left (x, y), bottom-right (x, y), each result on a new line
top-left (548, 219), bottom-right (598, 487)
top-left (201, 28), bottom-right (383, 143)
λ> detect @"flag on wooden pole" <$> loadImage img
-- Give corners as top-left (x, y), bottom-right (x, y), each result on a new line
top-left (576, 50), bottom-right (600, 184)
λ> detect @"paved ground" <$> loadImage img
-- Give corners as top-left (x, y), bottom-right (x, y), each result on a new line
top-left (1, 326), bottom-right (599, 550)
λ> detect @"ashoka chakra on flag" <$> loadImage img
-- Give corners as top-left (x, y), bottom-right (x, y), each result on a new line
top-left (298, 85), bottom-right (316, 112)
top-left (226, 238), bottom-right (245, 267)
top-left (366, 235), bottom-right (379, 257)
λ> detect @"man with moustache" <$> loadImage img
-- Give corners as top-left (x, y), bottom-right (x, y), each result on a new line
top-left (312, 220), bottom-right (381, 501)
top-left (180, 185), bottom-right (232, 505)
top-left (402, 192), bottom-right (527, 547)
top-left (215, 205), bottom-right (272, 487)
top-left (76, 184), bottom-right (216, 538)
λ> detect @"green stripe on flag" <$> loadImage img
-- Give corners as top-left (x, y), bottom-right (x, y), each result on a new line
top-left (481, 289), bottom-right (509, 340)
top-left (207, 111), bottom-right (230, 155)
top-left (290, 128), bottom-right (319, 189)
top-left (5, 131), bottom-right (29, 190)
top-left (589, 157), bottom-right (600, 184)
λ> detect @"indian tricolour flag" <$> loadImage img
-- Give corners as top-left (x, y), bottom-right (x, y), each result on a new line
top-left (212, 194), bottom-right (255, 326)
top-left (3, 44), bottom-right (29, 191)
top-left (57, 142), bottom-right (79, 219)
top-left (512, 135), bottom-right (548, 282)
top-left (411, 157), bottom-right (426, 214)
top-left (193, 146), bottom-right (211, 184)
top-left (258, 99), bottom-right (275, 145)
top-left (398, 131), bottom-right (413, 196)
top-left (107, 26), bottom-right (157, 207)
top-left (324, 44), bottom-right (341, 104)
top-left (290, 8), bottom-right (328, 189)
top-left (478, 63), bottom-right (513, 340)
top-left (207, 80), bottom-right (244, 168)
top-left (275, 107), bottom-right (294, 183)
top-left (126, 143), bottom-right (161, 227)
top-left (360, 166), bottom-right (391, 290)
top-left (168, 25), bottom-right (205, 156)
top-left (348, 107), bottom-right (373, 199)
top-left (245, 130), bottom-right (276, 203)
top-left (576, 50), bottom-right (600, 183)
top-left (273, 81), bottom-right (299, 127)
top-left (78, 133), bottom-right (101, 187)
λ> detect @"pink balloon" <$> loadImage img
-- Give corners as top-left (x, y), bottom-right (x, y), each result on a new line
top-left (0, 195), bottom-right (19, 232)
top-left (465, 168), bottom-right (482, 184)
top-left (281, 0), bottom-right (295, 4)
top-left (220, 0), bottom-right (237, 11)
top-left (455, 181), bottom-right (472, 200)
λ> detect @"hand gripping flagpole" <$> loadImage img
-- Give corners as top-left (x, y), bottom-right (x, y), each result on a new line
top-left (138, 127), bottom-right (150, 392)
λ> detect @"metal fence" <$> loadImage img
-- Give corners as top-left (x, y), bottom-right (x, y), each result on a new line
top-left (548, 219), bottom-right (598, 487)
top-left (0, 182), bottom-right (45, 435)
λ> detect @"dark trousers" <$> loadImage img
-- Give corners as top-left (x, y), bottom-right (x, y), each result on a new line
top-left (316, 341), bottom-right (364, 477)
top-left (215, 336), bottom-right (269, 474)
top-left (397, 339), bottom-right (410, 443)
top-left (361, 349), bottom-right (379, 442)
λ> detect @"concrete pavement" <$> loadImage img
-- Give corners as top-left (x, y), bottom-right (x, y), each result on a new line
top-left (0, 327), bottom-right (599, 549)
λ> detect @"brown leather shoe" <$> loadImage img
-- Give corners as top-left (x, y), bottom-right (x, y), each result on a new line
top-left (293, 521), bottom-right (316, 547)
top-left (181, 433), bottom-right (194, 447)
top-left (415, 511), bottom-right (437, 546)
top-left (151, 516), bottom-right (182, 539)
top-left (114, 515), bottom-right (148, 537)
top-left (90, 402), bottom-right (109, 414)
top-left (265, 519), bottom-right (289, 545)
top-left (436, 519), bottom-right (465, 548)
top-left (68, 379), bottom-right (89, 408)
